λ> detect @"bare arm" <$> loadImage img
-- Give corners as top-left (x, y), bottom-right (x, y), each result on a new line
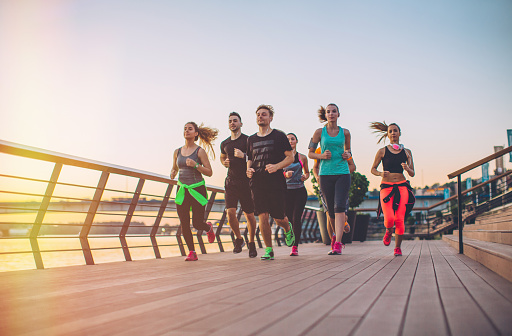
top-left (371, 148), bottom-right (389, 177)
top-left (186, 148), bottom-right (213, 177)
top-left (170, 149), bottom-right (179, 179)
top-left (308, 129), bottom-right (330, 160)
top-left (220, 153), bottom-right (229, 168)
top-left (342, 129), bottom-right (351, 159)
top-left (402, 149), bottom-right (415, 177)
top-left (300, 153), bottom-right (310, 181)
top-left (266, 150), bottom-right (294, 173)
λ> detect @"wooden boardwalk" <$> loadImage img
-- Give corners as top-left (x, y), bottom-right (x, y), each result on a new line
top-left (1, 240), bottom-right (512, 336)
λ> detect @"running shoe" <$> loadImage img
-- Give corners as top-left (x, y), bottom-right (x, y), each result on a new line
top-left (285, 224), bottom-right (295, 247)
top-left (185, 251), bottom-right (198, 261)
top-left (331, 234), bottom-right (336, 250)
top-left (344, 221), bottom-right (350, 233)
top-left (248, 242), bottom-right (257, 258)
top-left (261, 247), bottom-right (274, 260)
top-left (290, 246), bottom-right (298, 256)
top-left (233, 238), bottom-right (245, 254)
top-left (206, 222), bottom-right (216, 243)
top-left (383, 230), bottom-right (392, 246)
top-left (328, 242), bottom-right (344, 255)
top-left (394, 247), bottom-right (402, 256)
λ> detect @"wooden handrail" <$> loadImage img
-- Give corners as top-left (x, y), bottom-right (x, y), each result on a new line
top-left (0, 139), bottom-right (225, 193)
top-left (447, 146), bottom-right (512, 179)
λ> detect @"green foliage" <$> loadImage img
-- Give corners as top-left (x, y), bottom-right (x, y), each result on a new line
top-left (349, 171), bottom-right (370, 209)
top-left (310, 169), bottom-right (322, 207)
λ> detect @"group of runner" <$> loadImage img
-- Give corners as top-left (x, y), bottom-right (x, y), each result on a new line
top-left (170, 103), bottom-right (415, 261)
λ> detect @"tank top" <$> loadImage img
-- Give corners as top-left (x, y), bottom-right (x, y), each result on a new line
top-left (285, 152), bottom-right (305, 189)
top-left (319, 126), bottom-right (349, 176)
top-left (382, 146), bottom-right (407, 174)
top-left (177, 146), bottom-right (203, 184)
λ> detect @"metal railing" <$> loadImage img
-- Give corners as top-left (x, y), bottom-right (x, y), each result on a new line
top-left (447, 146), bottom-right (512, 253)
top-left (0, 139), bottom-right (321, 271)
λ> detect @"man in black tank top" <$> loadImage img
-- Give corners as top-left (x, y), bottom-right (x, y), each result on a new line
top-left (220, 112), bottom-right (258, 257)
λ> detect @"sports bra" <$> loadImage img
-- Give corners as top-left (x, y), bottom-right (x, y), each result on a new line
top-left (382, 146), bottom-right (407, 174)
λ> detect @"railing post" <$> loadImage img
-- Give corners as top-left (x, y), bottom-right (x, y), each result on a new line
top-left (457, 175), bottom-right (463, 254)
top-left (80, 171), bottom-right (109, 265)
top-left (216, 209), bottom-right (227, 252)
top-left (120, 178), bottom-right (145, 261)
top-left (30, 163), bottom-right (62, 269)
top-left (150, 184), bottom-right (173, 259)
top-left (197, 191), bottom-right (217, 254)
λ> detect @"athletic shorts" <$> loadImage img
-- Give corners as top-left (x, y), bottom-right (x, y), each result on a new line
top-left (224, 178), bottom-right (255, 214)
top-left (250, 180), bottom-right (287, 219)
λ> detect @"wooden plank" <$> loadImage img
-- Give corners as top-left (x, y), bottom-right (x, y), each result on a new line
top-left (401, 241), bottom-right (449, 336)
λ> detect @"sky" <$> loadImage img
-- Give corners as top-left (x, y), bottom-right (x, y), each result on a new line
top-left (1, 0), bottom-right (511, 197)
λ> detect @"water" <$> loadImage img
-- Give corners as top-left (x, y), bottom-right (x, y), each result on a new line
top-left (0, 235), bottom-right (235, 272)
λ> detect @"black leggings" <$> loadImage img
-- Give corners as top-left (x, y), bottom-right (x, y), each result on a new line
top-left (176, 185), bottom-right (210, 252)
top-left (285, 187), bottom-right (308, 247)
top-left (320, 174), bottom-right (351, 219)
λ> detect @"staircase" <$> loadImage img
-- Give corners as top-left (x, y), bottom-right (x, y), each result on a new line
top-left (443, 202), bottom-right (512, 282)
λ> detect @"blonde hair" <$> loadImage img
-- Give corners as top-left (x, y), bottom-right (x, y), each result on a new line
top-left (317, 103), bottom-right (339, 123)
top-left (369, 121), bottom-right (401, 144)
top-left (185, 122), bottom-right (219, 158)
top-left (255, 104), bottom-right (274, 117)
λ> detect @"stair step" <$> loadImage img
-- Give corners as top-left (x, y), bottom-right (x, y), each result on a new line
top-left (453, 229), bottom-right (512, 245)
top-left (442, 235), bottom-right (512, 282)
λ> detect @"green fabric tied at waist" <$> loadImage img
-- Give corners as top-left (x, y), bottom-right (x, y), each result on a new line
top-left (175, 180), bottom-right (208, 206)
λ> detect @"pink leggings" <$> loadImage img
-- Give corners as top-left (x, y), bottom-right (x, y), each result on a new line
top-left (380, 181), bottom-right (408, 235)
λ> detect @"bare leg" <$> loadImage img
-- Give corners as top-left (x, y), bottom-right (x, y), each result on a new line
top-left (259, 213), bottom-right (272, 248)
top-left (275, 217), bottom-right (291, 232)
top-left (335, 212), bottom-right (346, 243)
top-left (245, 212), bottom-right (257, 243)
top-left (395, 234), bottom-right (403, 248)
top-left (227, 208), bottom-right (242, 239)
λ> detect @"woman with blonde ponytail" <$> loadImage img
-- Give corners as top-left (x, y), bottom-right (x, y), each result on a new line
top-left (170, 122), bottom-right (219, 261)
top-left (370, 121), bottom-right (415, 256)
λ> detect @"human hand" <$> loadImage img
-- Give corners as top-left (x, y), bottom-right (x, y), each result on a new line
top-left (223, 158), bottom-right (230, 167)
top-left (265, 164), bottom-right (278, 174)
top-left (382, 171), bottom-right (390, 178)
top-left (322, 150), bottom-right (331, 160)
top-left (170, 169), bottom-right (177, 179)
top-left (285, 171), bottom-right (293, 178)
top-left (401, 162), bottom-right (409, 171)
top-left (342, 151), bottom-right (352, 160)
top-left (234, 148), bottom-right (244, 159)
top-left (246, 167), bottom-right (255, 178)
top-left (186, 158), bottom-right (196, 167)
top-left (300, 174), bottom-right (308, 181)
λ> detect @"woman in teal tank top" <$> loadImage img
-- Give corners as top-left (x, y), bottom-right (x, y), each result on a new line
top-left (308, 103), bottom-right (353, 255)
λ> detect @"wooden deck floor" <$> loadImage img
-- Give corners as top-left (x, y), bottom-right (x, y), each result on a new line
top-left (1, 240), bottom-right (512, 336)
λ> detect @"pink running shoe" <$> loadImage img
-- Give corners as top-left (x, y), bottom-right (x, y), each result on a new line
top-left (331, 234), bottom-right (336, 250)
top-left (185, 251), bottom-right (198, 261)
top-left (206, 222), bottom-right (216, 243)
top-left (328, 242), bottom-right (344, 255)
top-left (394, 247), bottom-right (402, 256)
top-left (383, 230), bottom-right (392, 246)
top-left (290, 246), bottom-right (298, 256)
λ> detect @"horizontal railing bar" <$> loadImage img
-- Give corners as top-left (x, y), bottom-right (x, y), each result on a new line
top-left (0, 174), bottom-right (50, 184)
top-left (0, 139), bottom-right (225, 193)
top-left (447, 146), bottom-right (512, 179)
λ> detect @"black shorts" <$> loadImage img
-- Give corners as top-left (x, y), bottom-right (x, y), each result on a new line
top-left (250, 180), bottom-right (287, 219)
top-left (224, 179), bottom-right (254, 214)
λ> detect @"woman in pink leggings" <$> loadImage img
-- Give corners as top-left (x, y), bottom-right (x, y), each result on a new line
top-left (370, 122), bottom-right (415, 256)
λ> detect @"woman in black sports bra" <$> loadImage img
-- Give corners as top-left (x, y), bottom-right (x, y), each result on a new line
top-left (370, 122), bottom-right (415, 256)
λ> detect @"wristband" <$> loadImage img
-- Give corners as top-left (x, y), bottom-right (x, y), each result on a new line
top-left (347, 157), bottom-right (353, 161)
top-left (194, 163), bottom-right (199, 169)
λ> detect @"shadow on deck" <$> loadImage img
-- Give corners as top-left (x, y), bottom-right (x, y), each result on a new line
top-left (1, 240), bottom-right (512, 336)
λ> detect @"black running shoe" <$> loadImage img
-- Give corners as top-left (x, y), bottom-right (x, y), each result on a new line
top-left (233, 238), bottom-right (245, 254)
top-left (248, 242), bottom-right (257, 258)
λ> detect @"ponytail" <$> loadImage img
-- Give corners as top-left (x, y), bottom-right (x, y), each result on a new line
top-left (369, 121), bottom-right (401, 144)
top-left (186, 122), bottom-right (219, 159)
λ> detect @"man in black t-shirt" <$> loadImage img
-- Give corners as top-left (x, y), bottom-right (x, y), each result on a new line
top-left (220, 112), bottom-right (258, 257)
top-left (246, 105), bottom-right (295, 260)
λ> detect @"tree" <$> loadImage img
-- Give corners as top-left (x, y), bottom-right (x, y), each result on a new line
top-left (349, 172), bottom-right (370, 209)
